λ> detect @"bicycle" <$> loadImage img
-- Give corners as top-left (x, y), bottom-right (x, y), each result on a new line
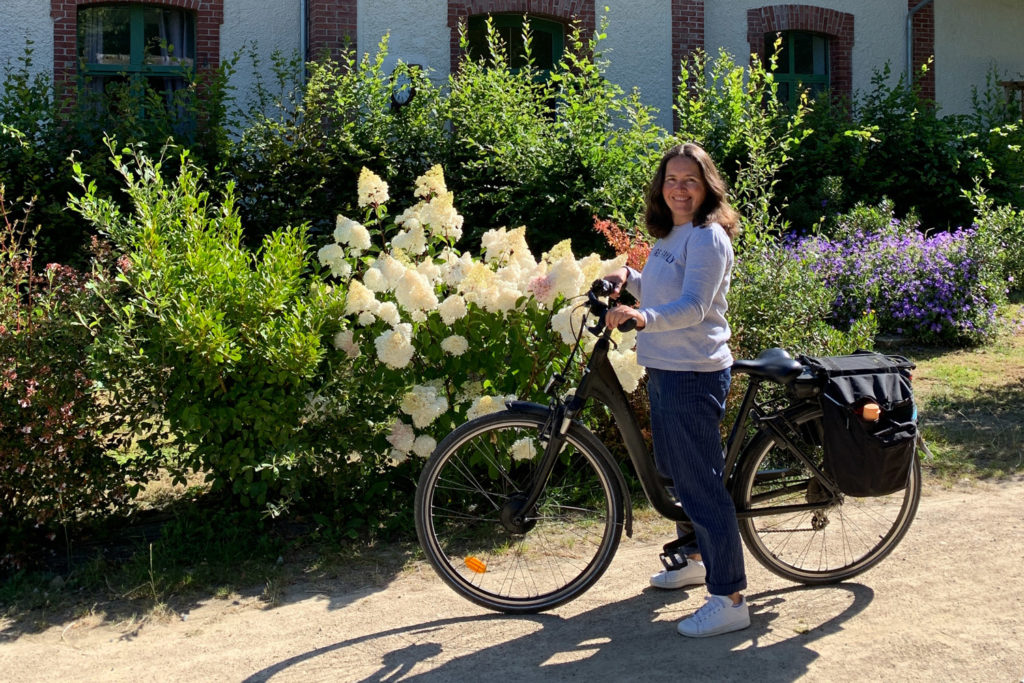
top-left (414, 280), bottom-right (921, 614)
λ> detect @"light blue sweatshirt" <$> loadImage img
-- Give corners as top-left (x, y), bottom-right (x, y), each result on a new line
top-left (625, 221), bottom-right (734, 372)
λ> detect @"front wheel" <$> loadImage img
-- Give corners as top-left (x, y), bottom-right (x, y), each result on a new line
top-left (735, 405), bottom-right (921, 584)
top-left (415, 409), bottom-right (624, 614)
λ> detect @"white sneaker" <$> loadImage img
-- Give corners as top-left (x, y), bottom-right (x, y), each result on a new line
top-left (649, 560), bottom-right (706, 589)
top-left (677, 595), bottom-right (750, 638)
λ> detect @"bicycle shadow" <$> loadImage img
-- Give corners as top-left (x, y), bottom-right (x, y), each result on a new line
top-left (243, 582), bottom-right (874, 682)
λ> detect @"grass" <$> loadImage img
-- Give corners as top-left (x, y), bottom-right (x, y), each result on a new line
top-left (899, 300), bottom-right (1024, 481)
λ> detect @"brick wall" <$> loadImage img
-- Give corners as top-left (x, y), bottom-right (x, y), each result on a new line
top-left (746, 4), bottom-right (854, 102)
top-left (50, 0), bottom-right (224, 84)
top-left (671, 0), bottom-right (704, 129)
top-left (446, 0), bottom-right (596, 73)
top-left (307, 0), bottom-right (357, 61)
top-left (908, 0), bottom-right (935, 101)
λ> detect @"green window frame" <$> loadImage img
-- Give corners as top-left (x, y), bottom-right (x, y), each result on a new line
top-left (466, 14), bottom-right (565, 74)
top-left (769, 31), bottom-right (830, 106)
top-left (78, 4), bottom-right (196, 95)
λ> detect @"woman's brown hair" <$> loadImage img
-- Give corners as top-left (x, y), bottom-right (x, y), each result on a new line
top-left (644, 143), bottom-right (741, 240)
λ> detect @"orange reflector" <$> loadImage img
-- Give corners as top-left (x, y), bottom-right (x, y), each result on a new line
top-left (464, 556), bottom-right (487, 574)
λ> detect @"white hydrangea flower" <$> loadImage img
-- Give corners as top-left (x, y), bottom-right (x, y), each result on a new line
top-left (387, 450), bottom-right (409, 467)
top-left (608, 347), bottom-right (646, 394)
top-left (345, 279), bottom-right (379, 316)
top-left (317, 243), bottom-right (350, 278)
top-left (419, 192), bottom-right (463, 242)
top-left (438, 295), bottom-right (468, 325)
top-left (416, 259), bottom-right (442, 285)
top-left (363, 267), bottom-right (387, 292)
top-left (332, 329), bottom-right (361, 358)
top-left (333, 215), bottom-right (371, 250)
top-left (400, 384), bottom-right (449, 428)
top-left (480, 226), bottom-right (536, 272)
top-left (358, 311), bottom-right (376, 326)
top-left (411, 310), bottom-right (427, 322)
top-left (357, 167), bottom-right (389, 207)
top-left (439, 248), bottom-right (473, 288)
top-left (550, 305), bottom-right (586, 346)
top-left (414, 164), bottom-right (448, 199)
top-left (373, 253), bottom-right (408, 291)
top-left (392, 223), bottom-right (428, 255)
top-left (376, 301), bottom-right (401, 326)
top-left (412, 434), bottom-right (437, 459)
top-left (511, 436), bottom-right (537, 462)
top-left (386, 419), bottom-right (415, 453)
top-left (440, 334), bottom-right (469, 356)
top-left (394, 269), bottom-right (438, 312)
top-left (346, 451), bottom-right (362, 464)
top-left (466, 395), bottom-right (510, 421)
top-left (374, 323), bottom-right (415, 368)
top-left (578, 252), bottom-right (628, 292)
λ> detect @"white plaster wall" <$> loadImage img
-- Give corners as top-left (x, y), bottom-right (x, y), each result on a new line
top-left (704, 0), bottom-right (905, 101)
top-left (221, 0), bottom-right (302, 107)
top-left (0, 0), bottom-right (54, 82)
top-left (357, 0), bottom-right (451, 85)
top-left (599, 0), bottom-right (674, 132)
top-left (935, 0), bottom-right (1024, 116)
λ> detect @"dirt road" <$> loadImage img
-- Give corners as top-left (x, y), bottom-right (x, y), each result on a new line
top-left (3, 478), bottom-right (1023, 682)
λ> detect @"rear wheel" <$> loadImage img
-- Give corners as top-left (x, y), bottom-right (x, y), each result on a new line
top-left (736, 405), bottom-right (920, 584)
top-left (415, 410), bottom-right (624, 614)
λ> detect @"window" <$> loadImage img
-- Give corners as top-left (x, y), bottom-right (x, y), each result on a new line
top-left (466, 15), bottom-right (564, 73)
top-left (78, 5), bottom-right (195, 103)
top-left (769, 31), bottom-right (829, 106)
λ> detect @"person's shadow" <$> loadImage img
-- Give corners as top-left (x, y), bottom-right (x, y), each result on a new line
top-left (243, 582), bottom-right (874, 682)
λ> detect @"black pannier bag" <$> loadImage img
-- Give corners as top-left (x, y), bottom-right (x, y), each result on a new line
top-left (800, 351), bottom-right (918, 497)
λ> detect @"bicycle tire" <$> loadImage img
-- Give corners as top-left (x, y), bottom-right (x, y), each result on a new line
top-left (415, 409), bottom-right (624, 614)
top-left (735, 405), bottom-right (921, 584)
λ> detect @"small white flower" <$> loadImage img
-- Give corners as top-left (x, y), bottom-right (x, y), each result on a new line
top-left (441, 334), bottom-right (469, 356)
top-left (511, 436), bottom-right (537, 461)
top-left (414, 164), bottom-right (448, 199)
top-left (438, 295), bottom-right (468, 325)
top-left (466, 395), bottom-right (509, 421)
top-left (374, 323), bottom-right (415, 368)
top-left (346, 451), bottom-right (362, 464)
top-left (332, 329), bottom-right (361, 358)
top-left (412, 434), bottom-right (437, 458)
top-left (400, 384), bottom-right (449, 428)
top-left (387, 449), bottom-right (409, 467)
top-left (394, 269), bottom-right (438, 312)
top-left (345, 279), bottom-right (378, 316)
top-left (376, 301), bottom-right (401, 326)
top-left (357, 167), bottom-right (389, 207)
top-left (386, 419), bottom-right (415, 453)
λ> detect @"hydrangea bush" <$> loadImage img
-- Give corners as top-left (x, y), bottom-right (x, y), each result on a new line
top-left (314, 165), bottom-right (643, 476)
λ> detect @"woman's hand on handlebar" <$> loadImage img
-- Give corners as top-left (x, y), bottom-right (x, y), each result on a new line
top-left (605, 304), bottom-right (645, 331)
top-left (602, 267), bottom-right (629, 300)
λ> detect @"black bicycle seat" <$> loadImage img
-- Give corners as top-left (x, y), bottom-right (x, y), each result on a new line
top-left (732, 348), bottom-right (803, 384)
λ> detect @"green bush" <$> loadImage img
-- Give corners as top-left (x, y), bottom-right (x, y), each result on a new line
top-left (0, 189), bottom-right (149, 568)
top-left (70, 143), bottom-right (344, 511)
top-left (0, 43), bottom-right (239, 266)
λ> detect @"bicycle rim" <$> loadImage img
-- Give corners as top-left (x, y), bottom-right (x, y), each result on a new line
top-left (737, 407), bottom-right (920, 584)
top-left (415, 410), bottom-right (623, 614)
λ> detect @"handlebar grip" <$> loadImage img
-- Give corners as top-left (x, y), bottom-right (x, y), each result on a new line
top-left (616, 318), bottom-right (638, 333)
top-left (590, 279), bottom-right (616, 297)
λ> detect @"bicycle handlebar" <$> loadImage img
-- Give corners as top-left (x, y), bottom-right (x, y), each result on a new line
top-left (588, 279), bottom-right (638, 333)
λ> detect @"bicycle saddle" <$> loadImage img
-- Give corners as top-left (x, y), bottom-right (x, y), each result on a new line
top-left (732, 347), bottom-right (803, 384)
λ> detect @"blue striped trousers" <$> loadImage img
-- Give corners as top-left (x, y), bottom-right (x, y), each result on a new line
top-left (647, 367), bottom-right (747, 596)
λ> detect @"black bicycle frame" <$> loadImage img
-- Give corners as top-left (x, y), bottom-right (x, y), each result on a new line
top-left (513, 328), bottom-right (839, 528)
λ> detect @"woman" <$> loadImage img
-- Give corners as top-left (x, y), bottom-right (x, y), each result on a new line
top-left (604, 142), bottom-right (748, 638)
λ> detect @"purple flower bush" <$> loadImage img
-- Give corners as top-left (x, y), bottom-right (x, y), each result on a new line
top-left (789, 208), bottom-right (1007, 345)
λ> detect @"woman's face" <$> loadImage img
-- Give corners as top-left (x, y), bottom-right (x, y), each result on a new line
top-left (661, 155), bottom-right (707, 226)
